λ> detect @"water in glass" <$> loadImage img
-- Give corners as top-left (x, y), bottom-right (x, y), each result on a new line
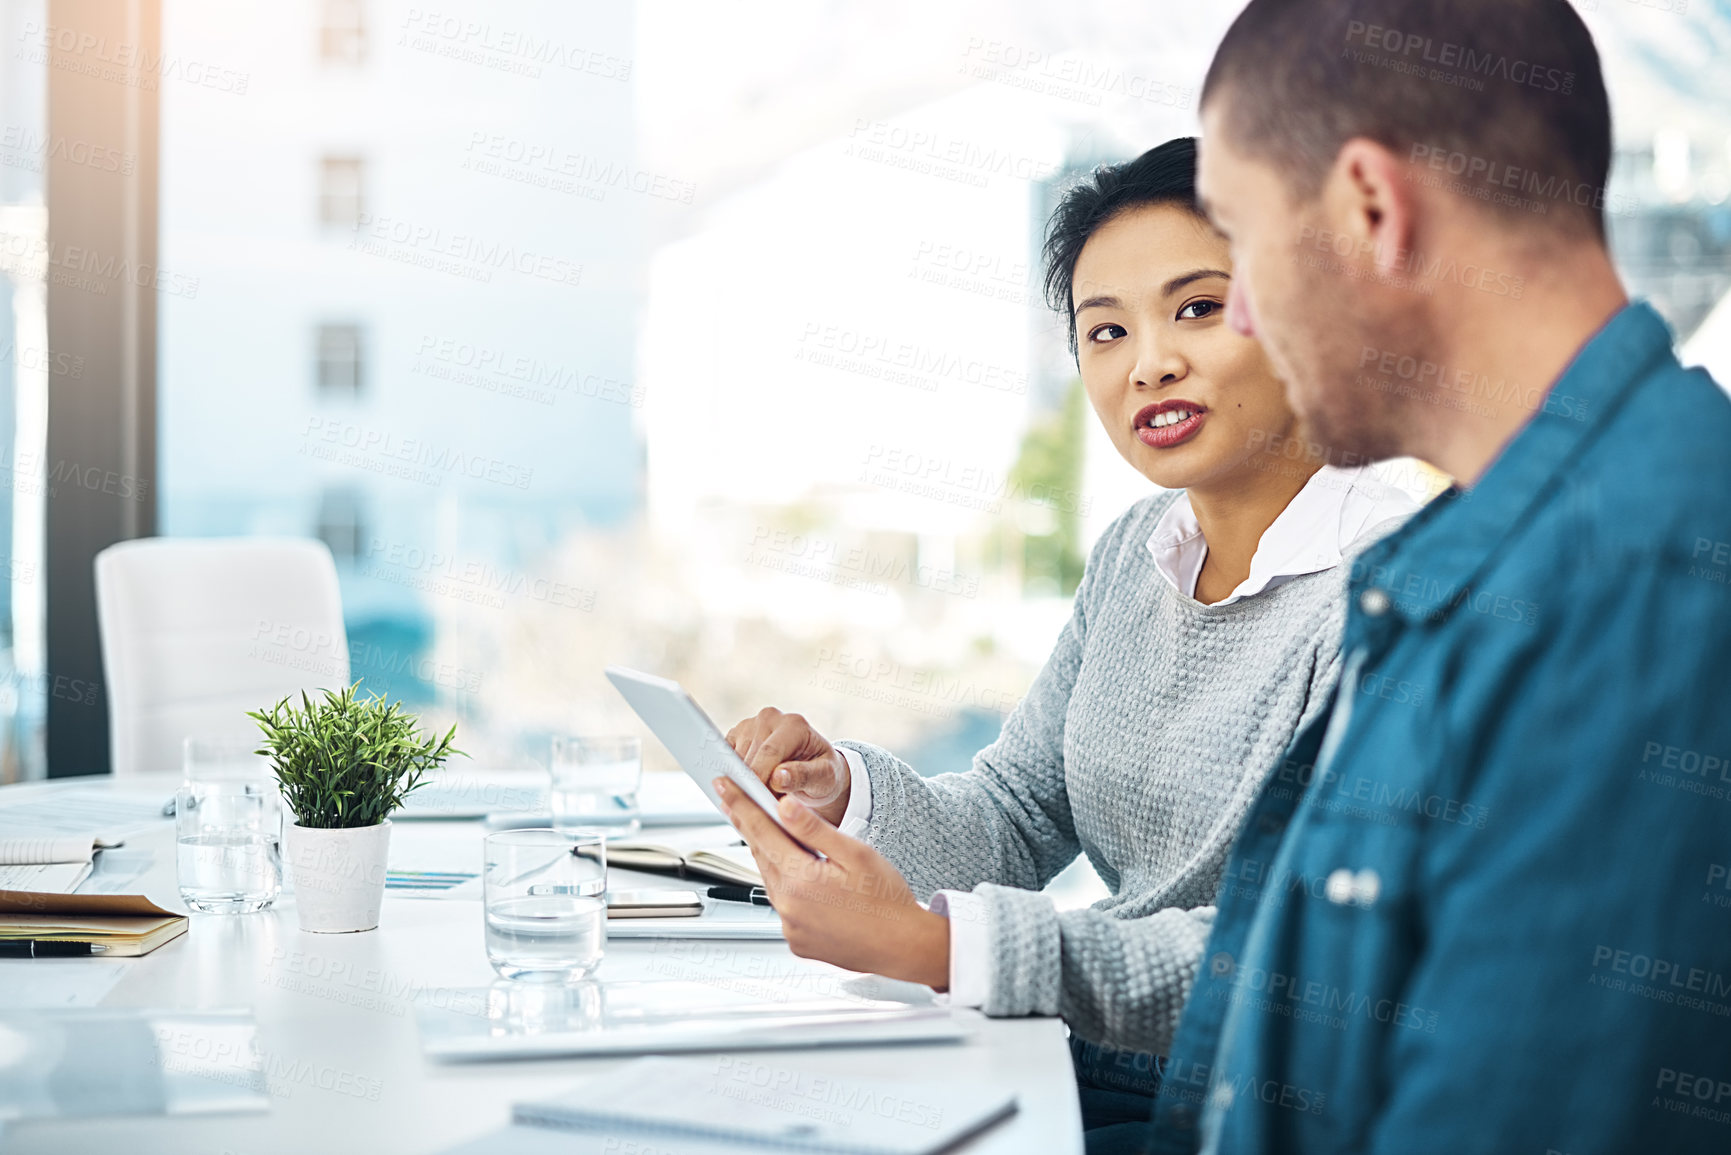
top-left (484, 828), bottom-right (607, 982)
top-left (484, 894), bottom-right (606, 981)
top-left (175, 779), bottom-right (283, 914)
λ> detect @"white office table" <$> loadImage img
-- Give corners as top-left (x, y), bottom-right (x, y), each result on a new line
top-left (0, 776), bottom-right (1082, 1154)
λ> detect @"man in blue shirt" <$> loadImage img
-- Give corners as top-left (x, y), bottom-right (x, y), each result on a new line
top-left (1151, 1), bottom-right (1731, 1151)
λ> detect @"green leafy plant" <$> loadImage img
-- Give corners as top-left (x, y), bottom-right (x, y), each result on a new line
top-left (250, 684), bottom-right (460, 829)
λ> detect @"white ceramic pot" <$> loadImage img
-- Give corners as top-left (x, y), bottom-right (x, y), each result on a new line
top-left (284, 820), bottom-right (391, 933)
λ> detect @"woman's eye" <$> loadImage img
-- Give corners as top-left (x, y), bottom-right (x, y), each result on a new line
top-left (1087, 323), bottom-right (1127, 343)
top-left (1178, 300), bottom-right (1219, 320)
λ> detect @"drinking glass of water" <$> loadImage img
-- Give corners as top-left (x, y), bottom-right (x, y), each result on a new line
top-left (484, 828), bottom-right (607, 982)
top-left (175, 774), bottom-right (283, 914)
top-left (549, 735), bottom-right (642, 837)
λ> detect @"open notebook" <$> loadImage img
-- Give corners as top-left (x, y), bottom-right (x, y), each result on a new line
top-left (608, 826), bottom-right (762, 887)
top-left (0, 835), bottom-right (106, 895)
top-left (0, 893), bottom-right (188, 957)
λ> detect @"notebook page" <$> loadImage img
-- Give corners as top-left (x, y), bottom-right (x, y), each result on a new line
top-left (0, 862), bottom-right (93, 894)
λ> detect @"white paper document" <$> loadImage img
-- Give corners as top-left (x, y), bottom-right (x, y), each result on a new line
top-left (440, 1124), bottom-right (749, 1155)
top-left (511, 1055), bottom-right (1016, 1155)
top-left (0, 960), bottom-right (135, 1008)
top-left (0, 790), bottom-right (168, 842)
top-left (384, 870), bottom-right (482, 900)
top-left (0, 862), bottom-right (93, 894)
top-left (396, 769), bottom-right (719, 826)
top-left (75, 848), bottom-right (155, 895)
top-left (416, 979), bottom-right (970, 1061)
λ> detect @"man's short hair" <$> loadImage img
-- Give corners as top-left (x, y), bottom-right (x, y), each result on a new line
top-left (1202, 0), bottom-right (1611, 239)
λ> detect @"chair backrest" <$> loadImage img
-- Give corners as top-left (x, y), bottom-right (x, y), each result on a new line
top-left (95, 538), bottom-right (349, 777)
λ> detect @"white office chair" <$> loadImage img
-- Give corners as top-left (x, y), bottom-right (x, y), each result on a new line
top-left (95, 538), bottom-right (350, 777)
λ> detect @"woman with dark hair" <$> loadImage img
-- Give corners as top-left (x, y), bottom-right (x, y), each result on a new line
top-left (716, 137), bottom-right (1417, 1150)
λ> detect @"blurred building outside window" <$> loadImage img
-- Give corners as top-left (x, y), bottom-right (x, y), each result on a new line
top-left (315, 486), bottom-right (367, 563)
top-left (318, 155), bottom-right (365, 228)
top-left (320, 0), bottom-right (367, 66)
top-left (315, 322), bottom-right (365, 397)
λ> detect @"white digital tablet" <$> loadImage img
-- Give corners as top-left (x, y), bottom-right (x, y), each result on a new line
top-left (604, 666), bottom-right (820, 857)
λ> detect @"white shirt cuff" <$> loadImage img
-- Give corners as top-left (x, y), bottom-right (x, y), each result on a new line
top-left (835, 745), bottom-right (873, 838)
top-left (928, 889), bottom-right (991, 1007)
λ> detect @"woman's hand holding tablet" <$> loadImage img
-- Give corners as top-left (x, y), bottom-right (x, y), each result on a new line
top-left (712, 779), bottom-right (951, 991)
top-left (608, 666), bottom-right (950, 988)
top-left (724, 706), bottom-right (852, 826)
top-left (603, 666), bottom-right (821, 856)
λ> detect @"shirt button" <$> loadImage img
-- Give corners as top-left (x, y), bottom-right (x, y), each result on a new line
top-left (1210, 951), bottom-right (1236, 978)
top-left (1325, 868), bottom-right (1356, 904)
top-left (1258, 814), bottom-right (1282, 835)
top-left (1360, 588), bottom-right (1392, 617)
top-left (1354, 869), bottom-right (1381, 907)
top-left (1170, 1103), bottom-right (1196, 1130)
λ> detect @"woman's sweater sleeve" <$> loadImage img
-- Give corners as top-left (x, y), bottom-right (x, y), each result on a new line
top-left (975, 890), bottom-right (1216, 1054)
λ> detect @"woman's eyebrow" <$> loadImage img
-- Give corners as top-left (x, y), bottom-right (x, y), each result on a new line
top-left (1075, 269), bottom-right (1230, 316)
top-left (1163, 268), bottom-right (1230, 296)
top-left (1074, 293), bottom-right (1121, 314)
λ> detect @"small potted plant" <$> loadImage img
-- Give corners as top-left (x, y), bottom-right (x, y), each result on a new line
top-left (251, 684), bottom-right (459, 933)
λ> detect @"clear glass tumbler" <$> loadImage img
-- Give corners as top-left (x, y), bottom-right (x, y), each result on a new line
top-left (549, 735), bottom-right (642, 837)
top-left (484, 828), bottom-right (607, 982)
top-left (175, 778), bottom-right (283, 914)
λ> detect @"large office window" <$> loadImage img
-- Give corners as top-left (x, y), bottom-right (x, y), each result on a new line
top-left (145, 0), bottom-right (1731, 790)
top-left (159, 1), bottom-right (641, 763)
top-left (0, 1), bottom-right (46, 783)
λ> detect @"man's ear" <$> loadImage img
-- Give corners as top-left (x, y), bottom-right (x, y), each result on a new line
top-left (1324, 138), bottom-right (1418, 277)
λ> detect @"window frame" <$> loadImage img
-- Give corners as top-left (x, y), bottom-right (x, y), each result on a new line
top-left (44, 0), bottom-right (161, 777)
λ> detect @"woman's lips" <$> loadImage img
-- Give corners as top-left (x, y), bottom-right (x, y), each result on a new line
top-left (1134, 401), bottom-right (1208, 449)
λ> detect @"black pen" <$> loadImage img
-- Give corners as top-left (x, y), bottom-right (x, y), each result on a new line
top-left (0, 940), bottom-right (110, 958)
top-left (707, 885), bottom-right (773, 908)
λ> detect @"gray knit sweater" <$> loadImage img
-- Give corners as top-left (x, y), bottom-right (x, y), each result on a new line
top-left (842, 491), bottom-right (1375, 1055)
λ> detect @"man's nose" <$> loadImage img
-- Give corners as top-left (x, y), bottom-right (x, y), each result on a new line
top-left (1226, 276), bottom-right (1257, 338)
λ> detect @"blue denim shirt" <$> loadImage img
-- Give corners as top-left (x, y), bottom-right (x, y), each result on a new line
top-left (1150, 303), bottom-right (1731, 1154)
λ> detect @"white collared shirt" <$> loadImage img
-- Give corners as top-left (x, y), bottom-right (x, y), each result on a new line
top-left (1146, 464), bottom-right (1421, 605)
top-left (839, 465), bottom-right (1422, 1005)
